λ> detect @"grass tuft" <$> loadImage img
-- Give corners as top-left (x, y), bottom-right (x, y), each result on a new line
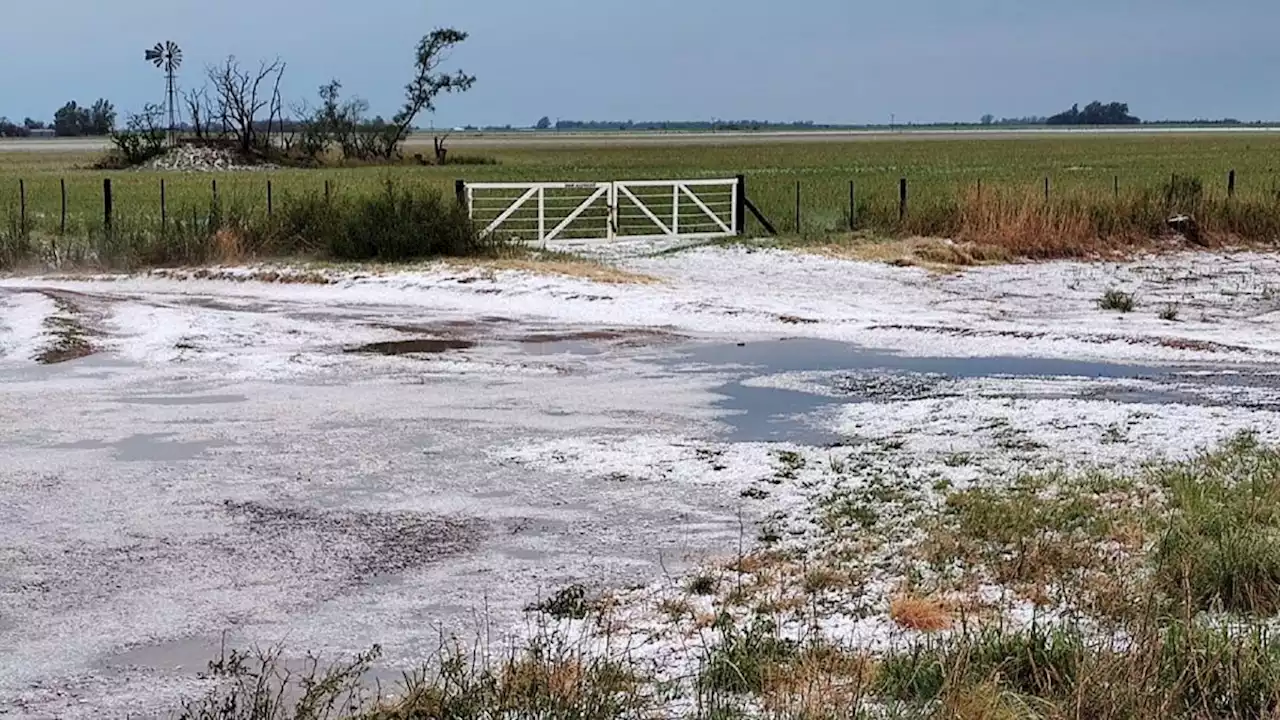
top-left (1099, 288), bottom-right (1137, 312)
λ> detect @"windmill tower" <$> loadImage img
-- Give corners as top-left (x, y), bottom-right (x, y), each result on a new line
top-left (145, 41), bottom-right (183, 142)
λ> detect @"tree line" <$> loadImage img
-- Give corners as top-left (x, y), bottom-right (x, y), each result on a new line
top-left (104, 27), bottom-right (475, 167)
top-left (0, 99), bottom-right (116, 137)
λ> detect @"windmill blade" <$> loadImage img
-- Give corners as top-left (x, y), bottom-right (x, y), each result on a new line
top-left (145, 48), bottom-right (163, 63)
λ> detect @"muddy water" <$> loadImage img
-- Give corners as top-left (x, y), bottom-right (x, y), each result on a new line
top-left (669, 339), bottom-right (1266, 444)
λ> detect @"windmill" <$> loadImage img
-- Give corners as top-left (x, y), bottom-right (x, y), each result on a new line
top-left (145, 41), bottom-right (182, 141)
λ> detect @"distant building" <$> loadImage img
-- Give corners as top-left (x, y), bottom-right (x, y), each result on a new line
top-left (28, 128), bottom-right (55, 138)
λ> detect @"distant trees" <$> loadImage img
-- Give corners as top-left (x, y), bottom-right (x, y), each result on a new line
top-left (286, 28), bottom-right (475, 164)
top-left (1047, 101), bottom-right (1140, 126)
top-left (51, 99), bottom-right (116, 136)
top-left (536, 116), bottom-right (552, 130)
top-left (980, 114), bottom-right (995, 126)
top-left (0, 118), bottom-right (27, 137)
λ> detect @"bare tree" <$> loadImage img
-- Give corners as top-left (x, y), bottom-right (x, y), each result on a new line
top-left (183, 86), bottom-right (212, 139)
top-left (373, 28), bottom-right (476, 161)
top-left (207, 56), bottom-right (285, 155)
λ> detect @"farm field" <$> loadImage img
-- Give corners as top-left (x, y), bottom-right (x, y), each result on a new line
top-left (2, 131), bottom-right (1278, 242)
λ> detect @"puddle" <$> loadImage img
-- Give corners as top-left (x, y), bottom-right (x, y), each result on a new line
top-left (347, 339), bottom-right (476, 356)
top-left (680, 339), bottom-right (1162, 379)
top-left (673, 339), bottom-right (1171, 445)
top-left (120, 394), bottom-right (249, 406)
top-left (103, 635), bottom-right (223, 673)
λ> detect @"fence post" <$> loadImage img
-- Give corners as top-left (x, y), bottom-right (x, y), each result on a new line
top-left (60, 179), bottom-right (67, 234)
top-left (325, 180), bottom-right (331, 205)
top-left (1229, 169), bottom-right (1237, 198)
top-left (455, 179), bottom-right (466, 210)
top-left (899, 178), bottom-right (908, 221)
top-left (212, 179), bottom-right (218, 204)
top-left (267, 180), bottom-right (273, 217)
top-left (734, 174), bottom-right (746, 235)
top-left (19, 180), bottom-right (25, 234)
top-left (794, 181), bottom-right (801, 233)
top-left (160, 178), bottom-right (167, 233)
top-left (849, 180), bottom-right (856, 231)
top-left (1044, 176), bottom-right (1050, 202)
top-left (977, 178), bottom-right (982, 203)
top-left (103, 178), bottom-right (113, 233)
top-left (1114, 176), bottom-right (1119, 198)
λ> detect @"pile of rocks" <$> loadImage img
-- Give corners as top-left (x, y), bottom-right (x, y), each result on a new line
top-left (139, 144), bottom-right (278, 173)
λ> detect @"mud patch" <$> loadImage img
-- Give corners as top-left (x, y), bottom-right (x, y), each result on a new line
top-left (515, 328), bottom-right (684, 347)
top-left (222, 501), bottom-right (482, 582)
top-left (346, 339), bottom-right (476, 356)
top-left (35, 295), bottom-right (97, 365)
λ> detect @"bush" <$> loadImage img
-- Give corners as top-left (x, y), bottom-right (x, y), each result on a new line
top-left (268, 182), bottom-right (485, 261)
top-left (1099, 289), bottom-right (1137, 312)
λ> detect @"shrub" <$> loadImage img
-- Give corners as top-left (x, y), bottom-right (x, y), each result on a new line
top-left (1099, 289), bottom-right (1137, 312)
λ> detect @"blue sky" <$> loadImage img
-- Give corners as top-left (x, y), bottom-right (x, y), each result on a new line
top-left (1, 0), bottom-right (1271, 126)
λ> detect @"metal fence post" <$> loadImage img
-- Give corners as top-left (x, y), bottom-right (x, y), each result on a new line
top-left (734, 174), bottom-right (746, 235)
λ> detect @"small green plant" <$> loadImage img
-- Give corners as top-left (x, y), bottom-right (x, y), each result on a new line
top-left (1160, 303), bottom-right (1180, 321)
top-left (1099, 289), bottom-right (1137, 313)
top-left (686, 573), bottom-right (719, 596)
top-left (527, 584), bottom-right (595, 620)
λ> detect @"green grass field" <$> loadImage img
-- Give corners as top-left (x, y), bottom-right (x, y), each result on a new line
top-left (2, 132), bottom-right (1278, 250)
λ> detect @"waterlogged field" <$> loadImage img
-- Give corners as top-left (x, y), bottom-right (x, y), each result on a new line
top-left (2, 132), bottom-right (1279, 239)
top-left (10, 132), bottom-right (1280, 717)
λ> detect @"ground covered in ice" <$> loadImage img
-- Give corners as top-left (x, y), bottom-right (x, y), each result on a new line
top-left (3, 246), bottom-right (1280, 717)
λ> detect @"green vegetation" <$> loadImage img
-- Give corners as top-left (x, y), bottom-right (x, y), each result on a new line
top-left (1099, 289), bottom-right (1137, 312)
top-left (175, 437), bottom-right (1280, 720)
top-left (0, 181), bottom-right (493, 269)
top-left (1, 132), bottom-right (1279, 268)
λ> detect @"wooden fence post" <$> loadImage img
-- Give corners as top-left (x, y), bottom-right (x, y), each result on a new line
top-left (60, 179), bottom-right (67, 234)
top-left (103, 178), bottom-right (113, 232)
top-left (899, 178), bottom-right (908, 221)
top-left (18, 180), bottom-right (25, 233)
top-left (160, 178), bottom-right (167, 233)
top-left (1114, 176), bottom-right (1119, 198)
top-left (267, 180), bottom-right (273, 217)
top-left (325, 180), bottom-right (331, 205)
top-left (1044, 176), bottom-right (1050, 202)
top-left (1229, 169), bottom-right (1237, 198)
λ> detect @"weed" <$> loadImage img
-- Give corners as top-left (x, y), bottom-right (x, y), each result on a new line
top-left (889, 595), bottom-right (953, 632)
top-left (772, 450), bottom-right (806, 482)
top-left (698, 617), bottom-right (798, 696)
top-left (1160, 303), bottom-right (1181, 321)
top-left (527, 584), bottom-right (596, 620)
top-left (1099, 288), bottom-right (1137, 313)
top-left (1153, 433), bottom-right (1280, 615)
top-left (686, 574), bottom-right (719, 597)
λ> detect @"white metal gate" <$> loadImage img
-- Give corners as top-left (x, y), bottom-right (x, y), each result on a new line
top-left (462, 178), bottom-right (741, 244)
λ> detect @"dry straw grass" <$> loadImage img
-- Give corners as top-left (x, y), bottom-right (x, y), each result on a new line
top-left (890, 595), bottom-right (954, 632)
